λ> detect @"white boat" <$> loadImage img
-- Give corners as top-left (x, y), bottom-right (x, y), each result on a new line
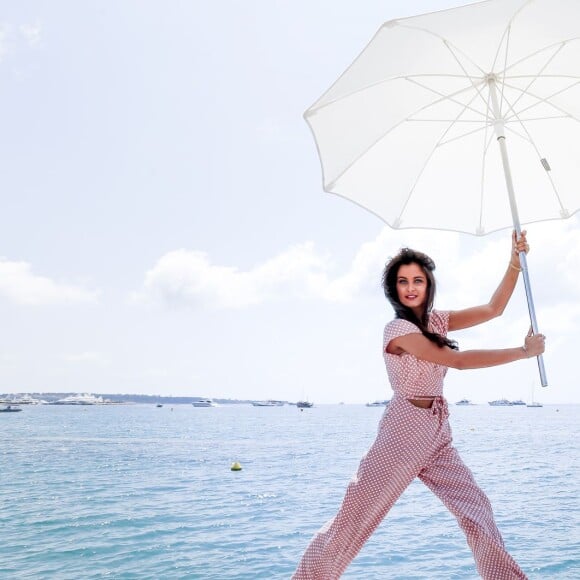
top-left (192, 399), bottom-right (218, 407)
top-left (488, 399), bottom-right (513, 406)
top-left (455, 399), bottom-right (473, 406)
top-left (51, 393), bottom-right (106, 405)
top-left (366, 400), bottom-right (390, 407)
top-left (8, 394), bottom-right (46, 405)
top-left (252, 400), bottom-right (284, 407)
top-left (527, 383), bottom-right (543, 407)
top-left (0, 396), bottom-right (18, 404)
top-left (511, 399), bottom-right (526, 406)
top-left (296, 400), bottom-right (313, 408)
top-left (0, 394), bottom-right (47, 405)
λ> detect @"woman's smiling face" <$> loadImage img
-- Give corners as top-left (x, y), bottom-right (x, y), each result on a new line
top-left (396, 263), bottom-right (428, 316)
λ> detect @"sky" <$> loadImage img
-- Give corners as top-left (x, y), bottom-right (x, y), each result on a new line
top-left (1, 0), bottom-right (579, 405)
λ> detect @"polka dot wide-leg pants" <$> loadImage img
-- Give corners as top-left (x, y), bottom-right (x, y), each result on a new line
top-left (292, 396), bottom-right (527, 579)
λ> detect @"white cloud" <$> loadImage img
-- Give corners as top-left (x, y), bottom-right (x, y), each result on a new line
top-left (0, 258), bottom-right (98, 306)
top-left (135, 233), bottom-right (403, 309)
top-left (136, 217), bottom-right (580, 314)
top-left (137, 244), bottom-right (332, 309)
top-left (0, 22), bottom-right (42, 62)
top-left (19, 23), bottom-right (42, 47)
top-left (135, 229), bottom-right (461, 309)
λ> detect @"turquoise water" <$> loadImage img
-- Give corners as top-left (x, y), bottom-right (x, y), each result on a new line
top-left (1, 403), bottom-right (578, 579)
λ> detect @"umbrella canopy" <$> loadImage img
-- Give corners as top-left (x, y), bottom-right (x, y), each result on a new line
top-left (304, 0), bottom-right (580, 236)
top-left (303, 0), bottom-right (576, 386)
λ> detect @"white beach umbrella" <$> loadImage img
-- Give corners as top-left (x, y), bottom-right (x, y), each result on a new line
top-left (304, 0), bottom-right (580, 387)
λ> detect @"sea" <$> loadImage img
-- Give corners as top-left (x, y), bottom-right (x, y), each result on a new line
top-left (1, 402), bottom-right (578, 579)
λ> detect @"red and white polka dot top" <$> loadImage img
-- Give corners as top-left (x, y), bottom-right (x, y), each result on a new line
top-left (383, 310), bottom-right (450, 398)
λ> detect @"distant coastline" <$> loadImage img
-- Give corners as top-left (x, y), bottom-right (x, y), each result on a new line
top-left (0, 392), bottom-right (289, 405)
top-left (1, 392), bottom-right (575, 406)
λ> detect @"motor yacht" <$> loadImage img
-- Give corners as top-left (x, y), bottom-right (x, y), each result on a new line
top-left (51, 393), bottom-right (106, 405)
top-left (192, 399), bottom-right (218, 407)
top-left (365, 400), bottom-right (390, 407)
top-left (252, 400), bottom-right (284, 407)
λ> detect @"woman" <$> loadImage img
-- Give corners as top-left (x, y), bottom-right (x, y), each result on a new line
top-left (293, 231), bottom-right (545, 580)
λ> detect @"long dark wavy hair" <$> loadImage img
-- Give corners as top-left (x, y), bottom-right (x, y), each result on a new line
top-left (382, 248), bottom-right (458, 350)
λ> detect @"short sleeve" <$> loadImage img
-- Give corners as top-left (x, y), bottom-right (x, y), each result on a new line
top-left (383, 318), bottom-right (421, 351)
top-left (429, 310), bottom-right (450, 337)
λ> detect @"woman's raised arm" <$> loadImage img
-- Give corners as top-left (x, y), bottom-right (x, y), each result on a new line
top-left (448, 230), bottom-right (528, 332)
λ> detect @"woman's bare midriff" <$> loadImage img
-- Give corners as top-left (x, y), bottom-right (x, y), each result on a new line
top-left (409, 397), bottom-right (436, 409)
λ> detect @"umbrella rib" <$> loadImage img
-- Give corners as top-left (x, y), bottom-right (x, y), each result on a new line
top-left (496, 37), bottom-right (580, 119)
top-left (397, 22), bottom-right (487, 78)
top-left (501, 37), bottom-right (580, 76)
top-left (506, 124), bottom-right (569, 215)
top-left (507, 115), bottom-right (571, 122)
top-left (500, 43), bottom-right (566, 122)
top-left (502, 80), bottom-right (580, 123)
top-left (325, 83), bottom-right (487, 189)
top-left (307, 38), bottom-right (580, 117)
top-left (432, 89), bottom-right (493, 149)
top-left (508, 74), bottom-right (580, 80)
top-left (498, 23), bottom-right (512, 118)
top-left (437, 124), bottom-right (489, 147)
top-left (405, 77), bottom-right (488, 120)
top-left (408, 118), bottom-right (490, 123)
top-left (313, 20), bottom-right (491, 117)
top-left (439, 40), bottom-right (490, 111)
top-left (501, 94), bottom-right (570, 215)
top-left (306, 74), bottom-right (480, 118)
top-left (503, 124), bottom-right (532, 144)
top-left (405, 74), bottom-right (481, 79)
top-left (396, 92), bottom-right (482, 225)
top-left (490, 0), bottom-right (534, 72)
top-left (438, 111), bottom-right (575, 124)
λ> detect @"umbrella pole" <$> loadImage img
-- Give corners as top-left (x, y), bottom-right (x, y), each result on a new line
top-left (489, 77), bottom-right (548, 387)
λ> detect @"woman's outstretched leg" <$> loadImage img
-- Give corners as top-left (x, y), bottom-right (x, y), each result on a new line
top-left (419, 444), bottom-right (527, 580)
top-left (293, 401), bottom-right (437, 579)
